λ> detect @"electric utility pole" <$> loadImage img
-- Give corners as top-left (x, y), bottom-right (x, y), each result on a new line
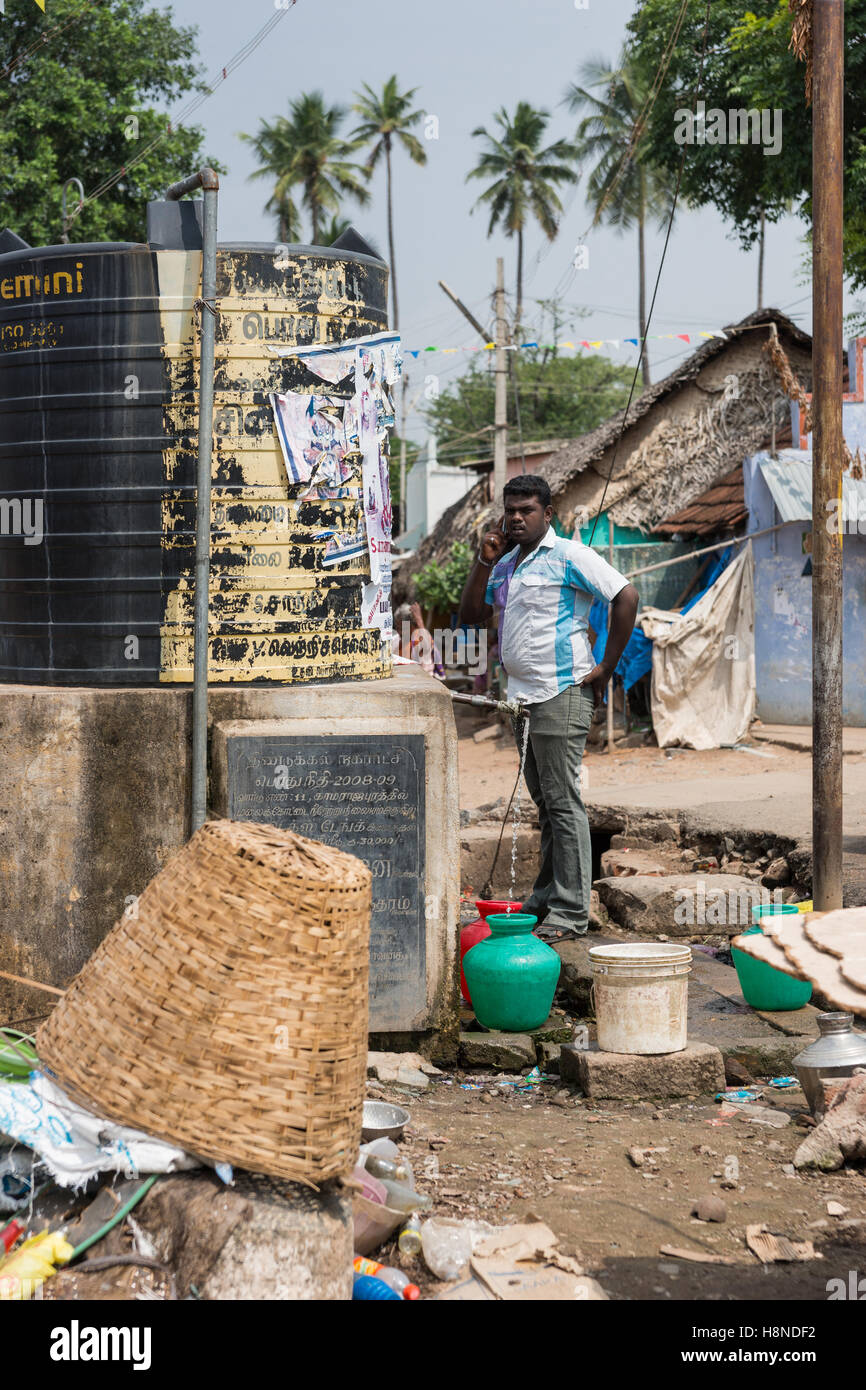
top-left (811, 0), bottom-right (845, 911)
top-left (438, 266), bottom-right (509, 497)
top-left (493, 257), bottom-right (508, 502)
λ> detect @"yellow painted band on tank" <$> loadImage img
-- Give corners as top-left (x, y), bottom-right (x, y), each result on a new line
top-left (156, 246), bottom-right (390, 684)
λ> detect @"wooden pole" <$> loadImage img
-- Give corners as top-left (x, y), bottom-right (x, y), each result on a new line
top-left (811, 0), bottom-right (845, 911)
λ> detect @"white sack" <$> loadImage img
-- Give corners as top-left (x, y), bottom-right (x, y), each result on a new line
top-left (0, 1071), bottom-right (199, 1189)
top-left (640, 543), bottom-right (755, 750)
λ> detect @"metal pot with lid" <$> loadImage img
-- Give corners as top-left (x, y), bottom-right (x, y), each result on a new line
top-left (792, 1012), bottom-right (866, 1117)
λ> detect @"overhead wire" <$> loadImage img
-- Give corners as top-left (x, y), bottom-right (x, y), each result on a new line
top-left (67, 2), bottom-right (298, 224)
top-left (588, 0), bottom-right (714, 547)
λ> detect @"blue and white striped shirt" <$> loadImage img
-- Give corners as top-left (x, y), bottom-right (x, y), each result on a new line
top-left (485, 527), bottom-right (628, 704)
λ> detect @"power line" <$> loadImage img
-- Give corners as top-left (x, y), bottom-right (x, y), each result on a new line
top-left (68, 3), bottom-right (298, 222)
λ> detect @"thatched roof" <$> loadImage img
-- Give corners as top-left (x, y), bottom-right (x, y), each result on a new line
top-left (394, 307), bottom-right (811, 600)
top-left (542, 307), bottom-right (810, 498)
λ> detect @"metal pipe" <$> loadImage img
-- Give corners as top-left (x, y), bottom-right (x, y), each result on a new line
top-left (166, 169), bottom-right (220, 832)
top-left (623, 520), bottom-right (796, 581)
top-left (811, 0), bottom-right (845, 910)
top-left (449, 691), bottom-right (527, 717)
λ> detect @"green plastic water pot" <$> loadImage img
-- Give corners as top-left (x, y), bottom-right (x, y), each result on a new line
top-left (462, 913), bottom-right (561, 1032)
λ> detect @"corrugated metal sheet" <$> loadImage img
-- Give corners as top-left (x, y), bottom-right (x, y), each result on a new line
top-left (759, 451), bottom-right (866, 523)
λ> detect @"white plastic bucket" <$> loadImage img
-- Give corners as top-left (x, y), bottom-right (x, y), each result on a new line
top-left (589, 942), bottom-right (692, 1055)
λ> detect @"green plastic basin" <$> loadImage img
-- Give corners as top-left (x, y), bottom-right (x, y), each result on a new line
top-left (732, 926), bottom-right (813, 1011)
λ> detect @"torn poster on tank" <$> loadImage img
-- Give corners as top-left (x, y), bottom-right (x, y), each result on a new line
top-left (268, 331), bottom-right (402, 631)
top-left (314, 526), bottom-right (368, 568)
top-left (269, 392), bottom-right (352, 486)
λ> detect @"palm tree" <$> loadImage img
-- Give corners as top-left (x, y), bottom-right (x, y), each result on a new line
top-left (467, 102), bottom-right (578, 335)
top-left (320, 213), bottom-right (351, 245)
top-left (351, 77), bottom-right (427, 330)
top-left (566, 54), bottom-right (668, 389)
top-left (242, 92), bottom-right (369, 244)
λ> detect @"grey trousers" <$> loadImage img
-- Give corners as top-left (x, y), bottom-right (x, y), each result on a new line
top-left (513, 683), bottom-right (595, 935)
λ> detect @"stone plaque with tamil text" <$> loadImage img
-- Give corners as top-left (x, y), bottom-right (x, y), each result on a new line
top-left (226, 734), bottom-right (426, 1030)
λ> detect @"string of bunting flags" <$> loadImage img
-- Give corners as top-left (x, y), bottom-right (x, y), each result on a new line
top-left (403, 329), bottom-right (728, 358)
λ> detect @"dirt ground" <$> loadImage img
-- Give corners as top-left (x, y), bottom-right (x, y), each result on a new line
top-left (457, 709), bottom-right (826, 812)
top-left (374, 707), bottom-right (866, 1302)
top-left (373, 1072), bottom-right (866, 1302)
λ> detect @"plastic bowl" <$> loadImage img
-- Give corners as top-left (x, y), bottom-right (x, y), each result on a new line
top-left (732, 927), bottom-right (813, 1011)
top-left (361, 1101), bottom-right (410, 1143)
top-left (751, 903), bottom-right (799, 922)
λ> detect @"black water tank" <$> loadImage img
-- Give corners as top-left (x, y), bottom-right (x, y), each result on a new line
top-left (0, 238), bottom-right (390, 685)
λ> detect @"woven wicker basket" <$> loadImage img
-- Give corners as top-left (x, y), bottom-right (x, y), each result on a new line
top-left (37, 819), bottom-right (371, 1183)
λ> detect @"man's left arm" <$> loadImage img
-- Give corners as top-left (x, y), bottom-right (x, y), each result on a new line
top-left (580, 583), bottom-right (639, 708)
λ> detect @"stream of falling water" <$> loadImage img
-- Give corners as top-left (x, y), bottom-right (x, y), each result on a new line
top-left (509, 713), bottom-right (531, 902)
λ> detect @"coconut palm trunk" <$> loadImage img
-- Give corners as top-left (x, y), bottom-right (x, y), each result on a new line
top-left (384, 134), bottom-right (399, 329)
top-left (515, 226), bottom-right (524, 338)
top-left (638, 171), bottom-right (651, 389)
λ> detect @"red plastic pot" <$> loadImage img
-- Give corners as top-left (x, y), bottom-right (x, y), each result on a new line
top-left (460, 899), bottom-right (523, 1004)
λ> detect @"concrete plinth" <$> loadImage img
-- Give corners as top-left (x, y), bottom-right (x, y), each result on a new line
top-left (0, 668), bottom-right (459, 1057)
top-left (560, 1040), bottom-right (725, 1099)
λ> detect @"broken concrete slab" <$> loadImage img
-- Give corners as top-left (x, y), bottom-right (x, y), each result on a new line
top-left (595, 873), bottom-right (775, 936)
top-left (459, 824), bottom-right (539, 900)
top-left (554, 933), bottom-right (621, 1013)
top-left (367, 1051), bottom-right (442, 1090)
top-left (599, 848), bottom-right (670, 878)
top-left (794, 1072), bottom-right (866, 1171)
top-left (559, 1041), bottom-right (725, 1100)
top-left (528, 1014), bottom-right (573, 1045)
top-left (459, 1032), bottom-right (535, 1070)
top-left (721, 1036), bottom-right (817, 1079)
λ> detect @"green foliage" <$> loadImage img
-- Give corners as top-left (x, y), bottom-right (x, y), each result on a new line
top-left (351, 76), bottom-right (427, 173)
top-left (0, 0), bottom-right (222, 247)
top-left (467, 102), bottom-right (579, 327)
top-left (424, 349), bottom-right (634, 460)
top-left (627, 0), bottom-right (866, 289)
top-left (566, 52), bottom-right (669, 233)
top-left (243, 92), bottom-right (369, 244)
top-left (415, 541), bottom-right (473, 615)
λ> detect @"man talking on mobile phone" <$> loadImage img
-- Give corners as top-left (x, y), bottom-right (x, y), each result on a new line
top-left (459, 475), bottom-right (638, 941)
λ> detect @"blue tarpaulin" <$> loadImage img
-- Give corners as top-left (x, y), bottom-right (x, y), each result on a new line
top-left (589, 546), bottom-right (733, 693)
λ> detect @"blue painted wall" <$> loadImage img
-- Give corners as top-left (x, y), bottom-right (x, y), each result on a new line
top-left (746, 432), bottom-right (866, 725)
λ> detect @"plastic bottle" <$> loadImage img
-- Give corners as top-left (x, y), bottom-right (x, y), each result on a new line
top-left (378, 1179), bottom-right (432, 1215)
top-left (0, 1218), bottom-right (25, 1254)
top-left (397, 1215), bottom-right (423, 1257)
top-left (362, 1154), bottom-right (412, 1184)
top-left (362, 1137), bottom-right (400, 1163)
top-left (352, 1272), bottom-right (401, 1301)
top-left (353, 1256), bottom-right (421, 1300)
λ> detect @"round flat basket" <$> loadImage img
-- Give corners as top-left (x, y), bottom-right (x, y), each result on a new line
top-left (37, 819), bottom-right (372, 1183)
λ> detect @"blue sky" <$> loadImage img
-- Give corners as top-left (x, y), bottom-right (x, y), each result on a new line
top-left (161, 0), bottom-right (831, 434)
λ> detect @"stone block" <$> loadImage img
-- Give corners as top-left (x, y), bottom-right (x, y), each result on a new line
top-left (201, 1172), bottom-right (354, 1301)
top-left (459, 1031), bottom-right (535, 1070)
top-left (595, 873), bottom-right (766, 936)
top-left (537, 1041), bottom-right (561, 1073)
top-left (559, 1040), bottom-right (725, 1099)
